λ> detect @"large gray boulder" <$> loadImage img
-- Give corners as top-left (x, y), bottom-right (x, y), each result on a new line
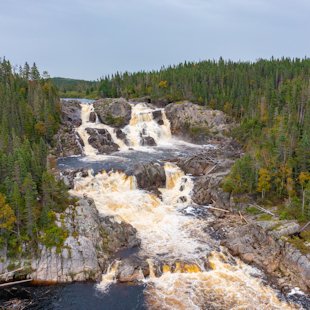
top-left (165, 101), bottom-right (232, 143)
top-left (132, 163), bottom-right (166, 193)
top-left (94, 98), bottom-right (132, 128)
top-left (86, 128), bottom-right (119, 154)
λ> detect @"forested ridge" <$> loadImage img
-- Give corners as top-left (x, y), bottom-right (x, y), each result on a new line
top-left (96, 58), bottom-right (310, 221)
top-left (0, 59), bottom-right (70, 259)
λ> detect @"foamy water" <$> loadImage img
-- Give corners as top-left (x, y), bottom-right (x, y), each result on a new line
top-left (69, 101), bottom-right (301, 309)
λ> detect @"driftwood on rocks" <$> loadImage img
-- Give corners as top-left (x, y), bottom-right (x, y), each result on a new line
top-left (249, 204), bottom-right (275, 216)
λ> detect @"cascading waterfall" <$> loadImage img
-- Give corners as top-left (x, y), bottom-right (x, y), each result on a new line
top-left (76, 102), bottom-right (173, 156)
top-left (76, 103), bottom-right (127, 156)
top-left (123, 103), bottom-right (172, 147)
top-left (69, 101), bottom-right (300, 309)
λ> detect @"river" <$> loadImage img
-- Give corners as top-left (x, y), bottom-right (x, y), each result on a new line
top-left (1, 99), bottom-right (308, 310)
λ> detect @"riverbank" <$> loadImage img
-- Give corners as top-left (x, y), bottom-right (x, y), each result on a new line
top-left (1, 98), bottom-right (309, 309)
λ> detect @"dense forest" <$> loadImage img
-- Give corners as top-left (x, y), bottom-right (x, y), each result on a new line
top-left (51, 77), bottom-right (98, 99)
top-left (88, 58), bottom-right (309, 221)
top-left (0, 59), bottom-right (70, 259)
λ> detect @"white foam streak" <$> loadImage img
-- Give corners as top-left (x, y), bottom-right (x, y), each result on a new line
top-left (70, 164), bottom-right (208, 261)
top-left (123, 103), bottom-right (172, 147)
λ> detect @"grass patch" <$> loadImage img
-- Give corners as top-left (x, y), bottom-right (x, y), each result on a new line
top-left (257, 213), bottom-right (273, 221)
top-left (287, 234), bottom-right (310, 255)
top-left (245, 206), bottom-right (262, 215)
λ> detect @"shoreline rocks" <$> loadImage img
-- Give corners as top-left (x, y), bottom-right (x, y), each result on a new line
top-left (54, 100), bottom-right (84, 157)
top-left (86, 128), bottom-right (119, 154)
top-left (165, 101), bottom-right (233, 143)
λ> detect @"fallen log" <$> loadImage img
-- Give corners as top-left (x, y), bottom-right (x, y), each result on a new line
top-left (299, 221), bottom-right (310, 233)
top-left (249, 204), bottom-right (275, 216)
top-left (0, 279), bottom-right (32, 288)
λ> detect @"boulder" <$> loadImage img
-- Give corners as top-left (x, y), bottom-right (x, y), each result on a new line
top-left (165, 101), bottom-right (232, 143)
top-left (117, 257), bottom-right (149, 282)
top-left (86, 128), bottom-right (119, 154)
top-left (141, 136), bottom-right (156, 146)
top-left (115, 128), bottom-right (127, 141)
top-left (99, 216), bottom-right (140, 252)
top-left (152, 110), bottom-right (164, 125)
top-left (54, 128), bottom-right (84, 157)
top-left (61, 100), bottom-right (82, 127)
top-left (133, 163), bottom-right (166, 193)
top-left (94, 98), bottom-right (132, 128)
top-left (59, 168), bottom-right (89, 189)
top-left (89, 111), bottom-right (96, 123)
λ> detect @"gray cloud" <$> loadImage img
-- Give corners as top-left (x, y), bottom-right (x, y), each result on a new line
top-left (1, 0), bottom-right (309, 79)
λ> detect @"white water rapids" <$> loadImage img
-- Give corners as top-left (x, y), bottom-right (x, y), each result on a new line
top-left (69, 102), bottom-right (299, 309)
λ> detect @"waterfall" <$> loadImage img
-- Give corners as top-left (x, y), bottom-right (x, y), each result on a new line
top-left (76, 103), bottom-right (127, 156)
top-left (96, 260), bottom-right (120, 293)
top-left (123, 103), bottom-right (172, 147)
top-left (68, 101), bottom-right (299, 309)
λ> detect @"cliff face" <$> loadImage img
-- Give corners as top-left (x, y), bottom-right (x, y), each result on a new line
top-left (0, 198), bottom-right (140, 283)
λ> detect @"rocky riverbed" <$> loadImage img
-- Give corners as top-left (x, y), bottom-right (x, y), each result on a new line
top-left (1, 98), bottom-right (309, 310)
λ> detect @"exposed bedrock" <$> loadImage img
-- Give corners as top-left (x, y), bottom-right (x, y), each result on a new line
top-left (165, 101), bottom-right (233, 143)
top-left (58, 168), bottom-right (89, 189)
top-left (89, 111), bottom-right (96, 123)
top-left (61, 100), bottom-right (82, 127)
top-left (29, 198), bottom-right (140, 283)
top-left (54, 100), bottom-right (84, 157)
top-left (178, 143), bottom-right (310, 292)
top-left (141, 135), bottom-right (157, 146)
top-left (86, 128), bottom-right (119, 154)
top-left (94, 98), bottom-right (132, 128)
top-left (217, 219), bottom-right (310, 292)
top-left (132, 162), bottom-right (166, 194)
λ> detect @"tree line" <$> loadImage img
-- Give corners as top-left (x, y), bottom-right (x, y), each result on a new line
top-left (96, 58), bottom-right (310, 221)
top-left (0, 58), bottom-right (70, 259)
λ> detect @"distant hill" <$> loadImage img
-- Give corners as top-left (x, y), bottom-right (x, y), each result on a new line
top-left (51, 77), bottom-right (99, 99)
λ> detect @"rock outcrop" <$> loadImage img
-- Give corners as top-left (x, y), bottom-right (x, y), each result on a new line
top-left (219, 219), bottom-right (310, 291)
top-left (177, 140), bottom-right (240, 207)
top-left (59, 168), bottom-right (89, 189)
top-left (165, 101), bottom-right (232, 143)
top-left (0, 198), bottom-right (140, 284)
top-left (54, 100), bottom-right (84, 157)
top-left (86, 128), bottom-right (119, 154)
top-left (132, 163), bottom-right (166, 193)
top-left (141, 136), bottom-right (156, 146)
top-left (94, 98), bottom-right (132, 128)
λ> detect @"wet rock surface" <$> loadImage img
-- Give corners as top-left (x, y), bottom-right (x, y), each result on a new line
top-left (89, 111), bottom-right (97, 123)
top-left (94, 98), bottom-right (132, 128)
top-left (214, 216), bottom-right (310, 292)
top-left (58, 168), bottom-right (89, 189)
top-left (86, 128), bottom-right (119, 154)
top-left (177, 140), bottom-right (310, 293)
top-left (132, 163), bottom-right (166, 193)
top-left (141, 136), bottom-right (156, 146)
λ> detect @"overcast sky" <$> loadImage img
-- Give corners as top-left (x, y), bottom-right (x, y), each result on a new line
top-left (1, 0), bottom-right (309, 80)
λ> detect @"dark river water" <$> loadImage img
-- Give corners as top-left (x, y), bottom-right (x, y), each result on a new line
top-left (2, 99), bottom-right (309, 310)
top-left (0, 283), bottom-right (146, 310)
